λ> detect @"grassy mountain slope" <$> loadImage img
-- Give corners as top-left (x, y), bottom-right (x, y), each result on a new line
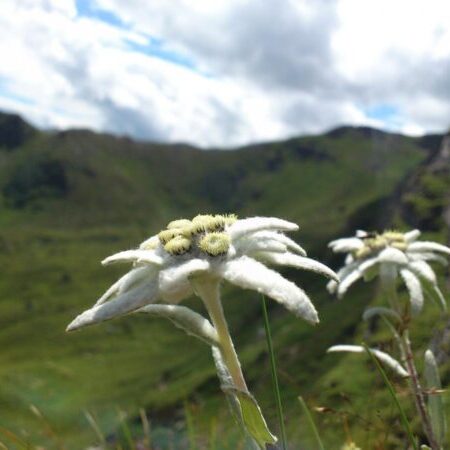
top-left (0, 111), bottom-right (446, 448)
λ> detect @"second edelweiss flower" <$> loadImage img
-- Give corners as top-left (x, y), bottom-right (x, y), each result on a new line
top-left (327, 229), bottom-right (449, 449)
top-left (327, 229), bottom-right (449, 313)
top-left (67, 215), bottom-right (338, 331)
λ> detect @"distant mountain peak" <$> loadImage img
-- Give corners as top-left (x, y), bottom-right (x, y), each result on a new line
top-left (0, 111), bottom-right (36, 149)
top-left (325, 125), bottom-right (395, 139)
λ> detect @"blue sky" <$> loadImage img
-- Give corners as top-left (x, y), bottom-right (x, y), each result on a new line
top-left (366, 104), bottom-right (398, 122)
top-left (76, 0), bottom-right (198, 70)
top-left (76, 0), bottom-right (125, 27)
top-left (0, 0), bottom-right (448, 147)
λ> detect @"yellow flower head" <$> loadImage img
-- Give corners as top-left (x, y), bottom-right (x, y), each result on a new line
top-left (199, 232), bottom-right (231, 256)
top-left (167, 219), bottom-right (193, 230)
top-left (355, 230), bottom-right (407, 259)
top-left (164, 235), bottom-right (192, 256)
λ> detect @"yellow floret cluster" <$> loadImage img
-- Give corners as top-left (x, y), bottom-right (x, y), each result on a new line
top-left (355, 230), bottom-right (407, 259)
top-left (158, 214), bottom-right (237, 256)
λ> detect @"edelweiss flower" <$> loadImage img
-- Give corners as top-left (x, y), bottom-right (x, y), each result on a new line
top-left (67, 215), bottom-right (338, 331)
top-left (67, 214), bottom-right (338, 448)
top-left (327, 229), bottom-right (449, 313)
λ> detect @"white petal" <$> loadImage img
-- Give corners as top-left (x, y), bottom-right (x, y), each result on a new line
top-left (139, 235), bottom-right (159, 249)
top-left (362, 263), bottom-right (379, 282)
top-left (239, 230), bottom-right (307, 256)
top-left (345, 253), bottom-right (354, 264)
top-left (421, 279), bottom-right (448, 311)
top-left (364, 349), bottom-right (410, 378)
top-left (328, 237), bottom-right (364, 253)
top-left (336, 258), bottom-right (362, 279)
top-left (378, 247), bottom-right (408, 265)
top-left (407, 252), bottom-right (448, 266)
top-left (408, 260), bottom-right (437, 284)
top-left (255, 252), bottom-right (338, 281)
top-left (327, 279), bottom-right (338, 294)
top-left (362, 307), bottom-right (401, 323)
top-left (228, 217), bottom-right (298, 240)
top-left (67, 278), bottom-right (159, 331)
top-left (237, 238), bottom-right (287, 255)
top-left (138, 304), bottom-right (219, 346)
top-left (431, 286), bottom-right (447, 311)
top-left (356, 230), bottom-right (369, 238)
top-left (334, 257), bottom-right (378, 298)
top-left (220, 256), bottom-right (318, 323)
top-left (328, 344), bottom-right (362, 353)
top-left (329, 259), bottom-right (369, 297)
top-left (359, 256), bottom-right (381, 273)
top-left (400, 268), bottom-right (424, 314)
top-left (404, 229), bottom-right (421, 243)
top-left (337, 269), bottom-right (363, 298)
top-left (408, 241), bottom-right (450, 255)
top-left (95, 266), bottom-right (154, 306)
top-left (102, 250), bottom-right (164, 266)
top-left (328, 345), bottom-right (409, 378)
top-left (159, 259), bottom-right (210, 302)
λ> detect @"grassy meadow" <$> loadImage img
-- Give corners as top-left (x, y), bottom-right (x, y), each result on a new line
top-left (0, 112), bottom-right (448, 448)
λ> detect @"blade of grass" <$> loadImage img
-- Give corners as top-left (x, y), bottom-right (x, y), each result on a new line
top-left (298, 396), bottom-right (325, 450)
top-left (0, 426), bottom-right (31, 449)
top-left (116, 408), bottom-right (136, 450)
top-left (30, 404), bottom-right (66, 450)
top-left (84, 410), bottom-right (106, 446)
top-left (139, 408), bottom-right (151, 450)
top-left (362, 343), bottom-right (418, 450)
top-left (184, 401), bottom-right (197, 450)
top-left (261, 295), bottom-right (288, 450)
top-left (208, 417), bottom-right (217, 450)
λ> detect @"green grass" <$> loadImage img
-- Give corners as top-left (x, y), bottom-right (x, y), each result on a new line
top-left (262, 295), bottom-right (287, 448)
top-left (0, 113), bottom-right (447, 448)
top-left (363, 343), bottom-right (418, 449)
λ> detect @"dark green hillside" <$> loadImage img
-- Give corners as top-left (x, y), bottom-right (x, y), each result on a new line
top-left (0, 111), bottom-right (446, 448)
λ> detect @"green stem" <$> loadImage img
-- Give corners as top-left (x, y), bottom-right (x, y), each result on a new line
top-left (382, 274), bottom-right (439, 449)
top-left (363, 343), bottom-right (419, 450)
top-left (261, 295), bottom-right (288, 450)
top-left (401, 332), bottom-right (440, 450)
top-left (298, 396), bottom-right (324, 450)
top-left (193, 277), bottom-right (248, 392)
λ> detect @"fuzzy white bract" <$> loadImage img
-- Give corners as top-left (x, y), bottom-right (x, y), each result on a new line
top-left (327, 229), bottom-right (449, 313)
top-left (67, 215), bottom-right (338, 331)
top-left (328, 345), bottom-right (409, 378)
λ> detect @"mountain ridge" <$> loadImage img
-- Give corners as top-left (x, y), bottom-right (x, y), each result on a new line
top-left (1, 109), bottom-right (443, 153)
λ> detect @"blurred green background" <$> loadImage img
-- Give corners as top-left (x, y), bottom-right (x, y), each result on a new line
top-left (0, 111), bottom-right (448, 448)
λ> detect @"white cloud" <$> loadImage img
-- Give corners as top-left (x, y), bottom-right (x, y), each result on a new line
top-left (0, 0), bottom-right (449, 147)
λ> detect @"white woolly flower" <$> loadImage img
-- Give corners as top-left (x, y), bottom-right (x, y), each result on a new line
top-left (67, 214), bottom-right (338, 448)
top-left (327, 229), bottom-right (449, 313)
top-left (67, 215), bottom-right (337, 330)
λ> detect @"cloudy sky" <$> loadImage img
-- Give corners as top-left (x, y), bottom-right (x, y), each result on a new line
top-left (1, 0), bottom-right (449, 147)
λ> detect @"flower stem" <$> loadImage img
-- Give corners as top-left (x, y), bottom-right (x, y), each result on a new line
top-left (383, 276), bottom-right (439, 449)
top-left (401, 331), bottom-right (440, 450)
top-left (194, 277), bottom-right (248, 392)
